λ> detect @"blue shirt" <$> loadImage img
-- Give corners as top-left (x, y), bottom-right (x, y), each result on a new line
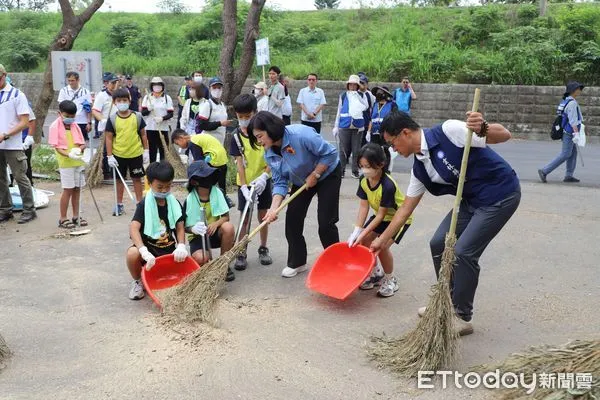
top-left (264, 124), bottom-right (339, 197)
top-left (395, 88), bottom-right (412, 113)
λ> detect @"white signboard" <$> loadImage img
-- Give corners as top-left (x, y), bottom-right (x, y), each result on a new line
top-left (255, 38), bottom-right (270, 67)
top-left (51, 51), bottom-right (103, 92)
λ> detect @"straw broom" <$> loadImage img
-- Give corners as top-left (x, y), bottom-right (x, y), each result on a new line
top-left (157, 126), bottom-right (187, 179)
top-left (0, 333), bottom-right (10, 366)
top-left (369, 89), bottom-right (481, 377)
top-left (473, 339), bottom-right (599, 399)
top-left (162, 184), bottom-right (308, 325)
top-left (86, 131), bottom-right (107, 187)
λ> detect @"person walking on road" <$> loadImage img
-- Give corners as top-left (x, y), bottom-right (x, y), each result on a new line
top-left (538, 81), bottom-right (585, 184)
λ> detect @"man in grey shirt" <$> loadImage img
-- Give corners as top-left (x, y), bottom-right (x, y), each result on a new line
top-left (538, 81), bottom-right (584, 183)
top-left (267, 66), bottom-right (285, 119)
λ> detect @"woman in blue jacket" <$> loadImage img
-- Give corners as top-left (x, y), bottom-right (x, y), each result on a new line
top-left (371, 111), bottom-right (520, 336)
top-left (248, 111), bottom-right (342, 278)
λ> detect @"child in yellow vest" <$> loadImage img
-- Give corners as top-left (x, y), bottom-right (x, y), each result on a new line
top-left (347, 143), bottom-right (413, 297)
top-left (229, 94), bottom-right (273, 270)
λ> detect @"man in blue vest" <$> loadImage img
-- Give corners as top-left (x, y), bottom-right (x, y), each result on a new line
top-left (394, 77), bottom-right (417, 114)
top-left (370, 111), bottom-right (521, 336)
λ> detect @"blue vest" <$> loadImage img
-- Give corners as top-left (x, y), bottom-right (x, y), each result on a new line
top-left (412, 125), bottom-right (520, 208)
top-left (338, 92), bottom-right (365, 129)
top-left (394, 88), bottom-right (412, 114)
top-left (371, 101), bottom-right (394, 134)
top-left (558, 97), bottom-right (581, 134)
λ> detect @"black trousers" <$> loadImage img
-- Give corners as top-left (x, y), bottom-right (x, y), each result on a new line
top-left (282, 115), bottom-right (291, 126)
top-left (285, 163), bottom-right (342, 268)
top-left (146, 130), bottom-right (169, 163)
top-left (216, 164), bottom-right (228, 193)
top-left (429, 190), bottom-right (521, 322)
top-left (301, 120), bottom-right (322, 133)
top-left (24, 146), bottom-right (33, 185)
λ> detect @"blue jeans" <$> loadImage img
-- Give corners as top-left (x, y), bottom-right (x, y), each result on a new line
top-left (542, 133), bottom-right (577, 178)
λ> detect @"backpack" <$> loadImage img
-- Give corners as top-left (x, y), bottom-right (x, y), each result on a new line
top-left (109, 111), bottom-right (144, 138)
top-left (550, 99), bottom-right (572, 140)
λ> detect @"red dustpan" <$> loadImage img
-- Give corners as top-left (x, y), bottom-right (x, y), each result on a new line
top-left (141, 254), bottom-right (200, 308)
top-left (306, 242), bottom-right (375, 300)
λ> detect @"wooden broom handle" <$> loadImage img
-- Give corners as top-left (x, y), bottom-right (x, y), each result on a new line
top-left (247, 183), bottom-right (308, 240)
top-left (448, 89), bottom-right (481, 236)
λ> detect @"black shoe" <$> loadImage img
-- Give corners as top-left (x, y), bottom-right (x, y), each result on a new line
top-left (0, 212), bottom-right (14, 223)
top-left (226, 196), bottom-right (235, 209)
top-left (258, 246), bottom-right (273, 265)
top-left (537, 169), bottom-right (547, 183)
top-left (351, 171), bottom-right (360, 179)
top-left (234, 254), bottom-right (248, 271)
top-left (18, 211), bottom-right (37, 224)
top-left (564, 176), bottom-right (580, 183)
top-left (226, 267), bottom-right (236, 282)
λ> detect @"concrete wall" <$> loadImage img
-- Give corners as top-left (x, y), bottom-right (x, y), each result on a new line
top-left (10, 73), bottom-right (598, 140)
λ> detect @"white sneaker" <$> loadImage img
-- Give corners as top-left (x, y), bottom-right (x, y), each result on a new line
top-left (454, 316), bottom-right (474, 336)
top-left (377, 276), bottom-right (399, 297)
top-left (128, 279), bottom-right (145, 300)
top-left (359, 266), bottom-right (385, 290)
top-left (281, 265), bottom-right (309, 278)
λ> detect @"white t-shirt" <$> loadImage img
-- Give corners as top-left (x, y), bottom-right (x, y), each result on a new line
top-left (92, 90), bottom-right (116, 132)
top-left (197, 99), bottom-right (227, 139)
top-left (296, 87), bottom-right (326, 122)
top-left (282, 95), bottom-right (292, 117)
top-left (0, 84), bottom-right (30, 150)
top-left (142, 93), bottom-right (174, 131)
top-left (58, 85), bottom-right (92, 125)
top-left (406, 120), bottom-right (487, 197)
top-left (257, 95), bottom-right (268, 112)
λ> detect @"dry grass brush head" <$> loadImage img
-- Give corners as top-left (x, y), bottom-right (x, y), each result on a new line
top-left (0, 333), bottom-right (11, 366)
top-left (85, 132), bottom-right (107, 187)
top-left (158, 132), bottom-right (187, 179)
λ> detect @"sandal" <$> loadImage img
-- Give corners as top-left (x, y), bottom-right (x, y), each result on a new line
top-left (58, 219), bottom-right (75, 229)
top-left (72, 217), bottom-right (88, 227)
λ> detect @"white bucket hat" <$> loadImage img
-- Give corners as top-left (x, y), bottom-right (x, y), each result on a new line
top-left (346, 74), bottom-right (360, 89)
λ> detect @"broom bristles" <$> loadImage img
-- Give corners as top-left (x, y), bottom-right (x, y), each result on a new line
top-left (158, 132), bottom-right (187, 179)
top-left (86, 132), bottom-right (107, 188)
top-left (162, 237), bottom-right (251, 326)
top-left (473, 339), bottom-right (600, 399)
top-left (0, 333), bottom-right (11, 366)
top-left (369, 233), bottom-right (460, 377)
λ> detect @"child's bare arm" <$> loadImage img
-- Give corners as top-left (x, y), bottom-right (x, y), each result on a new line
top-left (354, 200), bottom-right (370, 228)
top-left (207, 214), bottom-right (229, 236)
top-left (105, 131), bottom-right (115, 156)
top-left (55, 148), bottom-right (70, 157)
top-left (235, 156), bottom-right (247, 186)
top-left (130, 221), bottom-right (145, 249)
top-left (357, 206), bottom-right (388, 245)
top-left (140, 128), bottom-right (149, 150)
top-left (175, 220), bottom-right (186, 244)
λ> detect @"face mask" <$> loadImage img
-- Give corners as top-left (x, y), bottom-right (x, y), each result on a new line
top-left (361, 168), bottom-right (377, 178)
top-left (193, 76), bottom-right (203, 83)
top-left (253, 89), bottom-right (262, 97)
top-left (116, 102), bottom-right (129, 112)
top-left (63, 117), bottom-right (75, 125)
top-left (153, 191), bottom-right (170, 199)
top-left (152, 85), bottom-right (162, 93)
top-left (376, 94), bottom-right (386, 102)
top-left (238, 119), bottom-right (250, 128)
top-left (210, 88), bottom-right (222, 98)
top-left (189, 89), bottom-right (196, 98)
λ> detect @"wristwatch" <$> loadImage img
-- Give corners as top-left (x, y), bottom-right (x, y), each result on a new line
top-left (313, 171), bottom-right (321, 179)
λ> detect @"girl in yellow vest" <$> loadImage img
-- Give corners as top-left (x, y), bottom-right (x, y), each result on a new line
top-left (347, 143), bottom-right (413, 297)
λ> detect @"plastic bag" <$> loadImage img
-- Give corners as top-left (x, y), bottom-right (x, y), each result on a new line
top-left (573, 124), bottom-right (586, 147)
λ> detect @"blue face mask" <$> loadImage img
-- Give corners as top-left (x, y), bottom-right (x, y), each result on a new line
top-left (63, 117), bottom-right (75, 125)
top-left (153, 191), bottom-right (170, 199)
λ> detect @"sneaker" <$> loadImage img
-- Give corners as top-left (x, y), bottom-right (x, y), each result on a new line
top-left (537, 169), bottom-right (547, 183)
top-left (226, 196), bottom-right (235, 209)
top-left (258, 246), bottom-right (273, 265)
top-left (377, 276), bottom-right (399, 297)
top-left (17, 211), bottom-right (37, 224)
top-left (226, 267), bottom-right (236, 282)
top-left (113, 204), bottom-right (125, 216)
top-left (234, 254), bottom-right (248, 271)
top-left (0, 212), bottom-right (14, 223)
top-left (359, 267), bottom-right (385, 290)
top-left (351, 171), bottom-right (360, 179)
top-left (563, 176), bottom-right (580, 183)
top-left (453, 316), bottom-right (474, 336)
top-left (128, 279), bottom-right (145, 300)
top-left (281, 265), bottom-right (309, 278)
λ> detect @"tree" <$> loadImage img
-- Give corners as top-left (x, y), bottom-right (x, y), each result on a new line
top-left (70, 0), bottom-right (93, 11)
top-left (157, 0), bottom-right (188, 13)
top-left (0, 0), bottom-right (53, 10)
top-left (32, 0), bottom-right (104, 142)
top-left (219, 0), bottom-right (267, 106)
top-left (314, 0), bottom-right (340, 9)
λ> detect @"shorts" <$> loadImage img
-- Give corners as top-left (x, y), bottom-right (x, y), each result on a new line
top-left (364, 215), bottom-right (411, 244)
top-left (189, 228), bottom-right (222, 253)
top-left (237, 179), bottom-right (273, 212)
top-left (114, 155), bottom-right (145, 179)
top-left (59, 166), bottom-right (86, 189)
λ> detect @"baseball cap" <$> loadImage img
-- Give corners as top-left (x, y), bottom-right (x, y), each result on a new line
top-left (103, 72), bottom-right (119, 82)
top-left (209, 77), bottom-right (224, 87)
top-left (254, 81), bottom-right (268, 90)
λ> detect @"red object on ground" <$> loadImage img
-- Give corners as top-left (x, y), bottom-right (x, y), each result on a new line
top-left (306, 242), bottom-right (375, 300)
top-left (141, 254), bottom-right (200, 307)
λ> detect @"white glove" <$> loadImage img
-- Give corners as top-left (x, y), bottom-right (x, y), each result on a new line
top-left (347, 226), bottom-right (363, 247)
top-left (153, 116), bottom-right (163, 125)
top-left (143, 149), bottom-right (150, 165)
top-left (22, 136), bottom-right (34, 150)
top-left (240, 185), bottom-right (252, 202)
top-left (191, 222), bottom-right (207, 236)
top-left (140, 246), bottom-right (156, 271)
top-left (173, 243), bottom-right (188, 263)
top-left (332, 127), bottom-right (339, 137)
top-left (107, 155), bottom-right (119, 168)
top-left (250, 172), bottom-right (269, 195)
top-left (365, 131), bottom-right (371, 142)
top-left (179, 154), bottom-right (189, 165)
top-left (68, 148), bottom-right (84, 160)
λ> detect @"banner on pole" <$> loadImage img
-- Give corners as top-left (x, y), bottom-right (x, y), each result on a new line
top-left (255, 38), bottom-right (270, 67)
top-left (51, 51), bottom-right (103, 93)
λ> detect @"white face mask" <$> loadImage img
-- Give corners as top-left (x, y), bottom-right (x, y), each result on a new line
top-left (116, 102), bottom-right (130, 112)
top-left (152, 85), bottom-right (162, 93)
top-left (210, 88), bottom-right (222, 99)
top-left (253, 88), bottom-right (262, 97)
top-left (361, 167), bottom-right (377, 178)
top-left (238, 119), bottom-right (250, 128)
top-left (193, 76), bottom-right (203, 83)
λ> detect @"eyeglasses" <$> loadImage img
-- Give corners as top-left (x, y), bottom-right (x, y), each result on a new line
top-left (307, 78), bottom-right (316, 81)
top-left (402, 81), bottom-right (409, 84)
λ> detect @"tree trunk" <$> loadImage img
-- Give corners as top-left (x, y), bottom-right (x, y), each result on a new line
top-left (539, 0), bottom-right (547, 17)
top-left (219, 0), bottom-right (266, 106)
top-left (32, 0), bottom-right (104, 142)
